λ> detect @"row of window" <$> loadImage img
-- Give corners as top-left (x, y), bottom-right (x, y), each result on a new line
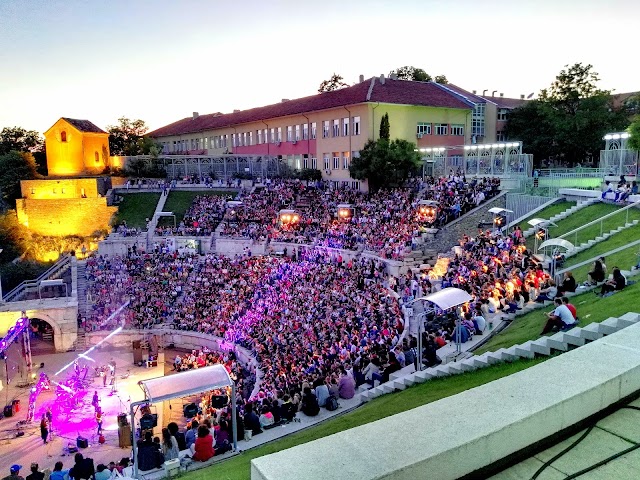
top-left (321, 151), bottom-right (360, 171)
top-left (416, 122), bottom-right (465, 136)
top-left (161, 117), bottom-right (362, 153)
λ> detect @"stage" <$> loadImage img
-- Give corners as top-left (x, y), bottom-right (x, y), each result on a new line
top-left (0, 346), bottom-right (165, 472)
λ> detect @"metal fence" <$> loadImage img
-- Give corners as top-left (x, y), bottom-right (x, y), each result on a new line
top-left (506, 194), bottom-right (555, 222)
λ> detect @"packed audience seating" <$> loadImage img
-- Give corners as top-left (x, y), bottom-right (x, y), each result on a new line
top-left (155, 194), bottom-right (231, 236)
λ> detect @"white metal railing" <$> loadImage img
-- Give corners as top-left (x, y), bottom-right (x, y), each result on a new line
top-left (3, 255), bottom-right (72, 303)
top-left (558, 200), bottom-right (640, 247)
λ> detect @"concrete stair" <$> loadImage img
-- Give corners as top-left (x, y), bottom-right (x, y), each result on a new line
top-left (358, 311), bottom-right (640, 403)
top-left (523, 198), bottom-right (600, 238)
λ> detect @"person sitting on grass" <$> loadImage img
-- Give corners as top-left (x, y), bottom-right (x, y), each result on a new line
top-left (535, 280), bottom-right (557, 303)
top-left (561, 296), bottom-right (578, 322)
top-left (586, 258), bottom-right (606, 285)
top-left (558, 271), bottom-right (577, 296)
top-left (600, 267), bottom-right (626, 297)
top-left (541, 298), bottom-right (577, 335)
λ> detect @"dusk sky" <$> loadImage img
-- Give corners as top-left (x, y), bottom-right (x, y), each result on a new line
top-left (1, 0), bottom-right (638, 135)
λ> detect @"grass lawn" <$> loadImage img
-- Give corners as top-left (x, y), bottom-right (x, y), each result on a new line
top-left (515, 200), bottom-right (576, 230)
top-left (564, 224), bottom-right (640, 270)
top-left (182, 357), bottom-right (548, 480)
top-left (570, 246), bottom-right (640, 282)
top-left (159, 191), bottom-right (234, 227)
top-left (525, 203), bottom-right (640, 250)
top-left (113, 192), bottom-right (161, 229)
top-left (474, 280), bottom-right (640, 355)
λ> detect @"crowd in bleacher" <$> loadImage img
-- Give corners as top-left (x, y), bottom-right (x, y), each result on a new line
top-left (155, 195), bottom-right (231, 236)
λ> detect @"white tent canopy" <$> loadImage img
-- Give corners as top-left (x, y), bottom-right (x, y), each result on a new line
top-left (488, 207), bottom-right (513, 215)
top-left (420, 287), bottom-right (473, 310)
top-left (539, 239), bottom-right (575, 251)
top-left (528, 218), bottom-right (557, 227)
top-left (138, 364), bottom-right (233, 403)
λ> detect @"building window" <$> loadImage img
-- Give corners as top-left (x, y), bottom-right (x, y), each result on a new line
top-left (451, 124), bottom-right (464, 136)
top-left (257, 130), bottom-right (263, 144)
top-left (231, 134), bottom-right (237, 147)
top-left (311, 157), bottom-right (317, 169)
top-left (270, 128), bottom-right (275, 143)
top-left (263, 129), bottom-right (268, 144)
top-left (332, 120), bottom-right (340, 137)
top-left (351, 181), bottom-right (360, 190)
top-left (277, 127), bottom-right (282, 142)
top-left (31, 188), bottom-right (35, 195)
top-left (472, 103), bottom-right (486, 137)
top-left (222, 135), bottom-right (228, 148)
top-left (295, 125), bottom-right (301, 141)
top-left (322, 121), bottom-right (330, 138)
top-left (417, 122), bottom-right (432, 136)
top-left (311, 122), bottom-right (317, 139)
top-left (342, 117), bottom-right (349, 136)
top-left (248, 131), bottom-right (253, 145)
top-left (303, 156), bottom-right (309, 169)
top-left (60, 131), bottom-right (67, 142)
top-left (302, 123), bottom-right (308, 140)
top-left (324, 154), bottom-right (330, 171)
top-left (435, 124), bottom-right (448, 135)
top-left (287, 126), bottom-right (293, 142)
top-left (496, 131), bottom-right (506, 141)
top-left (353, 116), bottom-right (361, 136)
top-left (342, 152), bottom-right (350, 170)
top-left (333, 153), bottom-right (340, 170)
top-left (497, 109), bottom-right (508, 121)
top-left (94, 151), bottom-right (99, 163)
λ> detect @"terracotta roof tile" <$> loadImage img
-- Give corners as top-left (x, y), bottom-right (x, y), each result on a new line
top-left (149, 78), bottom-right (473, 137)
top-left (62, 118), bottom-right (107, 134)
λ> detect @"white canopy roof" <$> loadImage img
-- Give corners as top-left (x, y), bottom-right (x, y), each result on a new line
top-left (528, 218), bottom-right (557, 227)
top-left (138, 364), bottom-right (233, 404)
top-left (488, 207), bottom-right (513, 214)
top-left (419, 200), bottom-right (439, 206)
top-left (539, 239), bottom-right (575, 251)
top-left (420, 287), bottom-right (473, 310)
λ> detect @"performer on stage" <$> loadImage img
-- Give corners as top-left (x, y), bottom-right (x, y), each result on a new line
top-left (45, 407), bottom-right (53, 441)
top-left (102, 368), bottom-right (107, 388)
top-left (40, 414), bottom-right (48, 445)
top-left (95, 408), bottom-right (103, 435)
top-left (92, 391), bottom-right (100, 411)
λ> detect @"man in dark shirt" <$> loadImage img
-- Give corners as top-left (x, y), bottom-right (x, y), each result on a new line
top-left (2, 465), bottom-right (24, 480)
top-left (69, 454), bottom-right (95, 480)
top-left (25, 464), bottom-right (44, 480)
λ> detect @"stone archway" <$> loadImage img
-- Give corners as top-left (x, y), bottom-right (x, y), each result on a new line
top-left (29, 317), bottom-right (57, 355)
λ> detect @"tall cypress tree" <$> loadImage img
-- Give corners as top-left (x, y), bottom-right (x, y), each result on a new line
top-left (379, 113), bottom-right (390, 141)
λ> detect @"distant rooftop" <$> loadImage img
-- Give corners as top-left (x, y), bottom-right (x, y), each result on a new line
top-left (61, 118), bottom-right (107, 134)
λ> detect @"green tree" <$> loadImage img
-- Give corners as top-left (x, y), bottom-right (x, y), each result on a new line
top-left (318, 73), bottom-right (348, 93)
top-left (389, 67), bottom-right (448, 84)
top-left (379, 113), bottom-right (390, 141)
top-left (107, 117), bottom-right (148, 156)
top-left (0, 151), bottom-right (39, 203)
top-left (506, 63), bottom-right (629, 165)
top-left (350, 116), bottom-right (421, 192)
top-left (0, 127), bottom-right (43, 155)
top-left (628, 116), bottom-right (640, 152)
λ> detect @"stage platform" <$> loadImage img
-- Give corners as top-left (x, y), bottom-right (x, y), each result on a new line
top-left (0, 347), bottom-right (165, 472)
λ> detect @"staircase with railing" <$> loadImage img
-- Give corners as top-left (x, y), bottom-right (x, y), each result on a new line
top-left (2, 254), bottom-right (73, 303)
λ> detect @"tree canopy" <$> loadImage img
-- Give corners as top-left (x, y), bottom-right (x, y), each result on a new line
top-left (506, 63), bottom-right (629, 166)
top-left (389, 66), bottom-right (448, 84)
top-left (318, 73), bottom-right (349, 93)
top-left (0, 151), bottom-right (39, 204)
top-left (379, 113), bottom-right (390, 141)
top-left (107, 117), bottom-right (150, 156)
top-left (0, 127), bottom-right (43, 155)
top-left (350, 115), bottom-right (421, 191)
top-left (628, 116), bottom-right (640, 152)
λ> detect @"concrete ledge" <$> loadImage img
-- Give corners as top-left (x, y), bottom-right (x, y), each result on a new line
top-left (251, 321), bottom-right (640, 480)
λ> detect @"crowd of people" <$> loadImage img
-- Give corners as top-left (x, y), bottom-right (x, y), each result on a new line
top-left (155, 194), bottom-right (232, 236)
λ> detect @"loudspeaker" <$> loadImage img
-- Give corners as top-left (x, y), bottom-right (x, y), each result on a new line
top-left (140, 413), bottom-right (157, 430)
top-left (77, 436), bottom-right (88, 449)
top-left (67, 443), bottom-right (78, 454)
top-left (133, 340), bottom-right (143, 364)
top-left (118, 424), bottom-right (132, 448)
top-left (210, 395), bottom-right (228, 408)
top-left (4, 405), bottom-right (14, 417)
top-left (183, 403), bottom-right (198, 419)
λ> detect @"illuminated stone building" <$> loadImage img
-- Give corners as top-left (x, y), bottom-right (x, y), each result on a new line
top-left (44, 117), bottom-right (110, 176)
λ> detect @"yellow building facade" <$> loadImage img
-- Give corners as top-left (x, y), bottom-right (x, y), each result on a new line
top-left (44, 118), bottom-right (110, 176)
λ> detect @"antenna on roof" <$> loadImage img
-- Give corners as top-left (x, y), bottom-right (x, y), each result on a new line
top-left (527, 93), bottom-right (534, 99)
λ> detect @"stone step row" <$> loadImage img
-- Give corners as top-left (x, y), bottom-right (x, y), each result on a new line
top-left (359, 312), bottom-right (640, 402)
top-left (522, 198), bottom-right (600, 238)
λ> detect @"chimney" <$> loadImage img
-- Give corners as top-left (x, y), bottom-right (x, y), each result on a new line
top-left (379, 74), bottom-right (385, 85)
top-left (472, 90), bottom-right (477, 94)
top-left (192, 112), bottom-right (199, 120)
top-left (359, 74), bottom-right (365, 83)
top-left (500, 93), bottom-right (504, 97)
top-left (390, 73), bottom-right (397, 80)
top-left (233, 109), bottom-right (240, 113)
top-left (520, 94), bottom-right (525, 99)
top-left (483, 89), bottom-right (488, 96)
top-left (492, 90), bottom-right (497, 97)
top-left (281, 99), bottom-right (290, 103)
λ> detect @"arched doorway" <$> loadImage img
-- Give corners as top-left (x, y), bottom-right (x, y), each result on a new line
top-left (29, 317), bottom-right (56, 355)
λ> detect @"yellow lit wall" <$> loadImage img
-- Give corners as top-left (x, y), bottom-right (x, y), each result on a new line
top-left (45, 119), bottom-right (109, 176)
top-left (20, 178), bottom-right (100, 200)
top-left (16, 197), bottom-right (116, 236)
